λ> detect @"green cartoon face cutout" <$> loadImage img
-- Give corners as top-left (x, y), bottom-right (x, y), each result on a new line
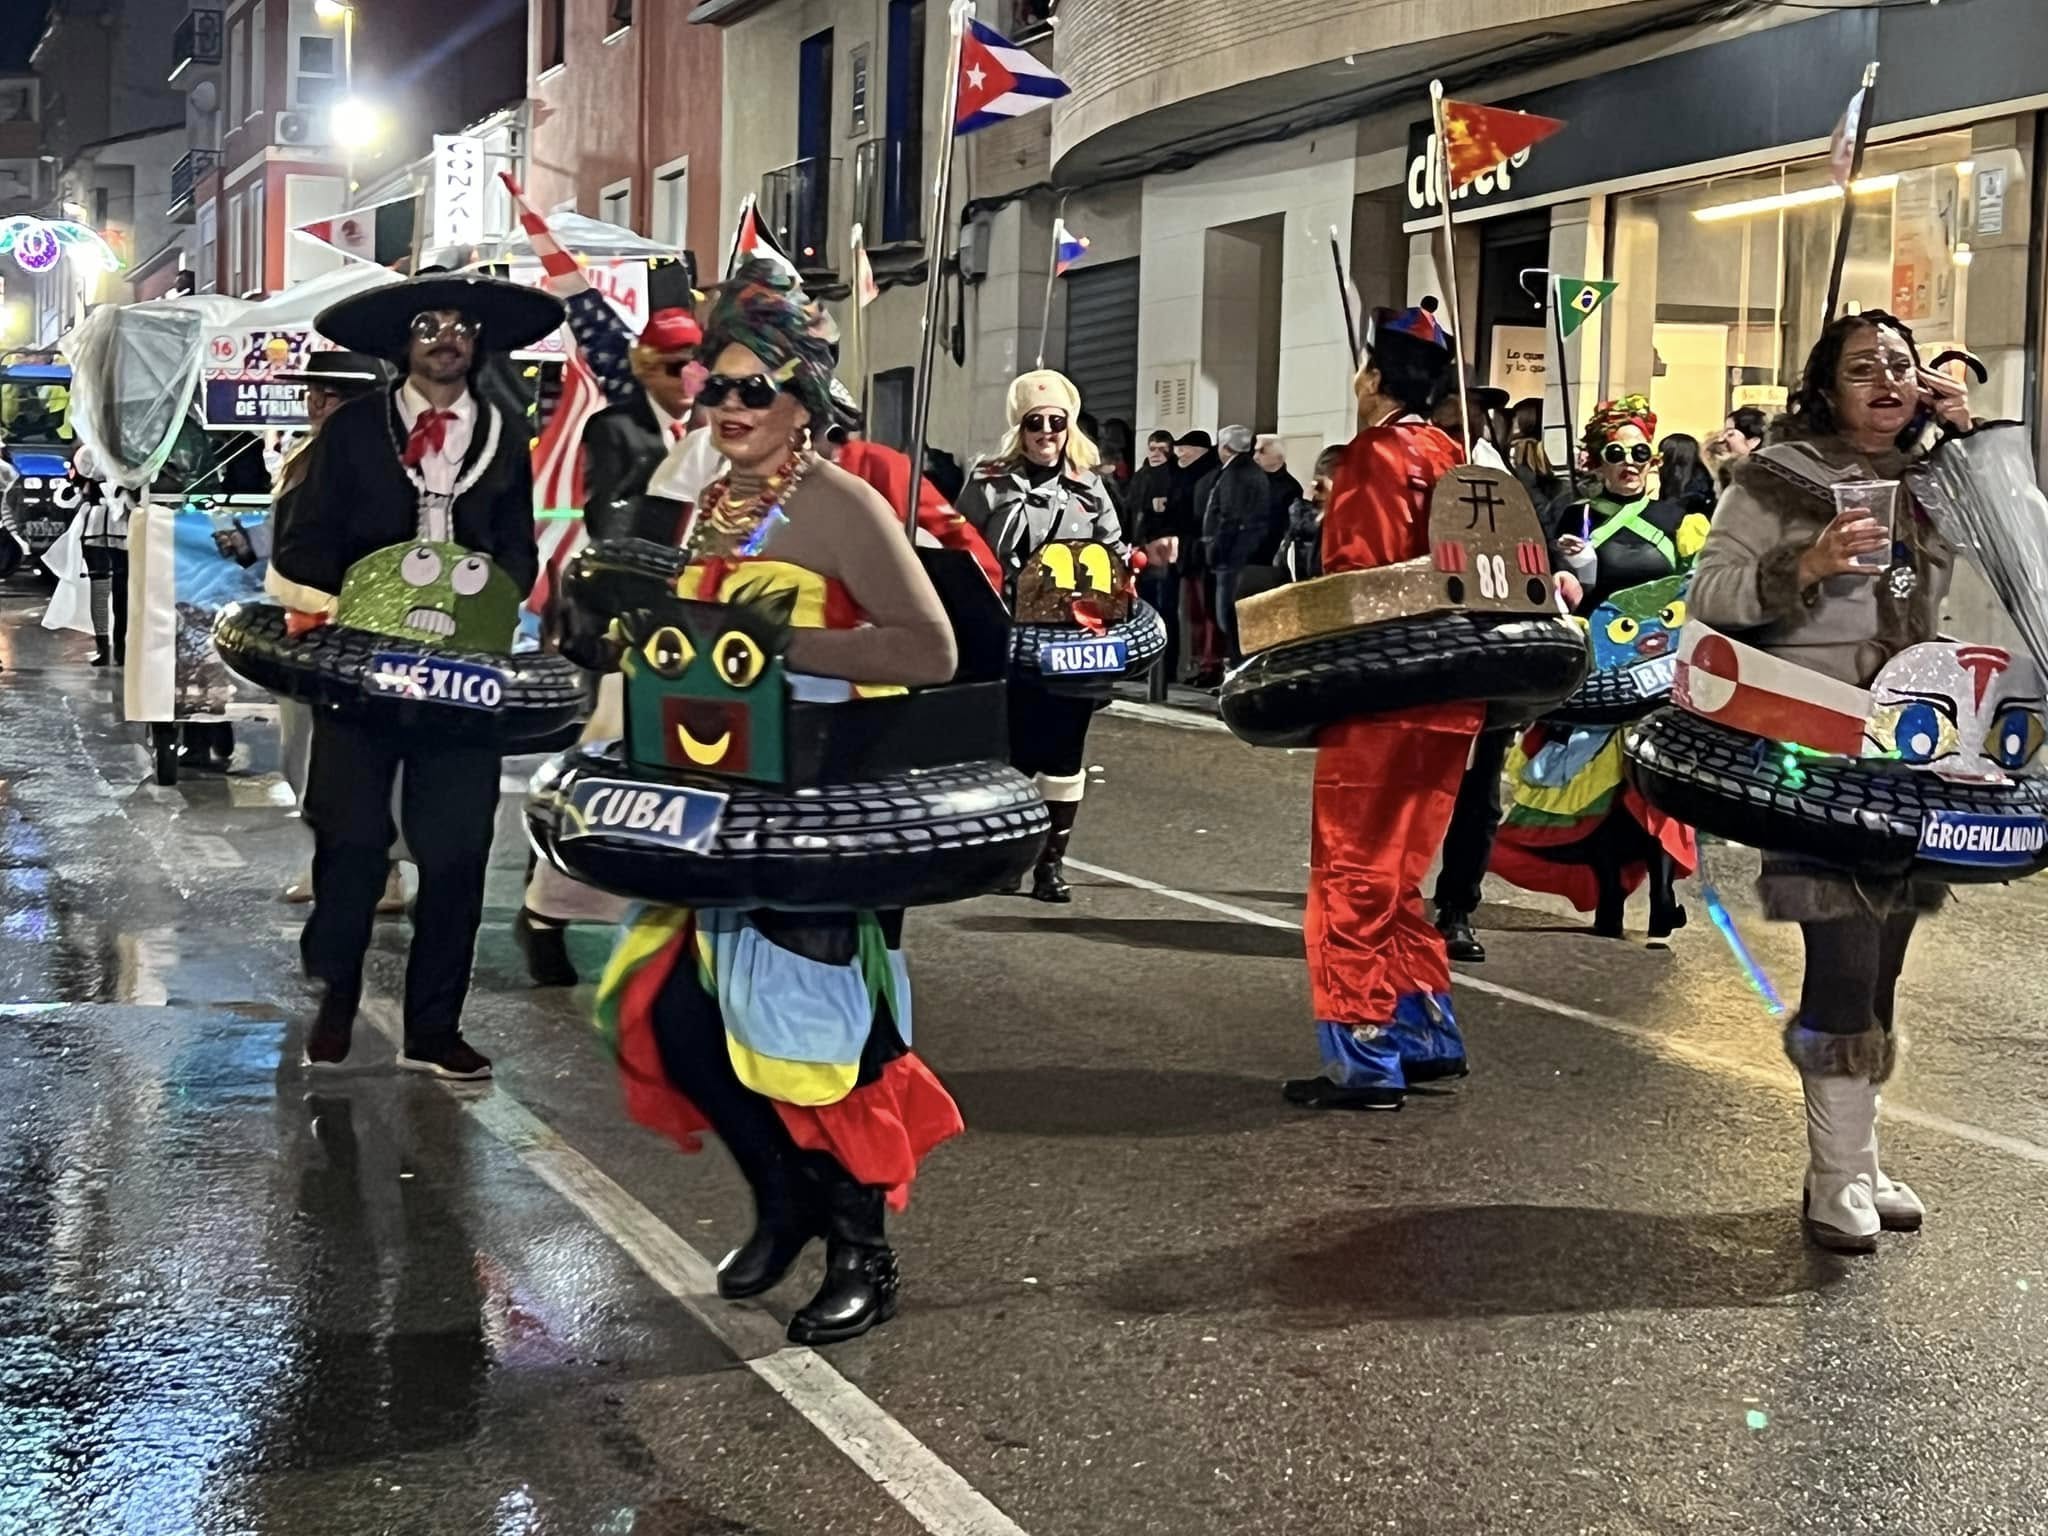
top-left (335, 540), bottom-right (521, 652)
top-left (617, 587), bottom-right (796, 785)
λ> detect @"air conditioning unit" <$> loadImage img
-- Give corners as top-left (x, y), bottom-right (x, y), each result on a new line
top-left (274, 110), bottom-right (329, 148)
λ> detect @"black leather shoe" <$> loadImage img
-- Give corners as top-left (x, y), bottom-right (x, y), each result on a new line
top-left (1029, 862), bottom-right (1072, 903)
top-left (303, 986), bottom-right (358, 1069)
top-left (1437, 913), bottom-right (1485, 964)
top-left (515, 907), bottom-right (579, 987)
top-left (787, 1170), bottom-right (899, 1346)
top-left (717, 1180), bottom-right (823, 1300)
top-left (1592, 900), bottom-right (1626, 940)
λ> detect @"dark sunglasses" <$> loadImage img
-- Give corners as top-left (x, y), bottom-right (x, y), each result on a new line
top-left (1023, 413), bottom-right (1069, 434)
top-left (410, 312), bottom-right (478, 343)
top-left (699, 373), bottom-right (782, 410)
top-left (1601, 442), bottom-right (1654, 465)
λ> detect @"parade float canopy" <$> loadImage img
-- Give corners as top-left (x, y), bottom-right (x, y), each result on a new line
top-left (58, 264), bottom-right (402, 490)
top-left (460, 212), bottom-right (683, 268)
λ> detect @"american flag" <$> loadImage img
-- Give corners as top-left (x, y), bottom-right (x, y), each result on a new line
top-left (526, 348), bottom-right (604, 617)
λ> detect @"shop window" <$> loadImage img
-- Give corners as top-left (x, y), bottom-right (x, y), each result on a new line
top-left (1605, 128), bottom-right (1997, 452)
top-left (541, 0), bottom-right (567, 72)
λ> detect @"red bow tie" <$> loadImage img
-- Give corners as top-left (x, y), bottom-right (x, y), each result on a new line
top-left (402, 408), bottom-right (457, 468)
top-left (670, 421), bottom-right (686, 442)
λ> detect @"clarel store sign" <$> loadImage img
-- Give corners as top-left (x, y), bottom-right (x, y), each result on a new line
top-left (1400, 0), bottom-right (2048, 233)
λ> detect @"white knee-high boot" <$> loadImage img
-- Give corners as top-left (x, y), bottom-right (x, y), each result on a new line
top-left (1786, 1024), bottom-right (1888, 1253)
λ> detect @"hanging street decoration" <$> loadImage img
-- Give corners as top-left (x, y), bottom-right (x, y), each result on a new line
top-left (0, 217), bottom-right (126, 276)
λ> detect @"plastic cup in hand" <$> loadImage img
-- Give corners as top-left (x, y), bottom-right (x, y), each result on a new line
top-left (1831, 479), bottom-right (1899, 571)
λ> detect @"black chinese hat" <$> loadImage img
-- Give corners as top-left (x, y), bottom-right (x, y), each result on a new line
top-left (314, 272), bottom-right (564, 360)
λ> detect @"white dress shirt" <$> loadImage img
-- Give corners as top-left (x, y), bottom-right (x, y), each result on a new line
top-left (396, 381), bottom-right (477, 542)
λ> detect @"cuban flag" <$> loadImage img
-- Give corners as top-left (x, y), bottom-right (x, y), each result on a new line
top-left (956, 17), bottom-right (1070, 136)
top-left (1054, 218), bottom-right (1090, 276)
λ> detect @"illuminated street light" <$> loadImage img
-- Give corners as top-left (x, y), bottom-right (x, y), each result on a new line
top-left (313, 0), bottom-right (352, 19)
top-left (329, 97), bottom-right (386, 151)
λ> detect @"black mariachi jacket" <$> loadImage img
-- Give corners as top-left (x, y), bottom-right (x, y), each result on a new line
top-left (269, 383), bottom-right (539, 611)
top-left (581, 393), bottom-right (671, 542)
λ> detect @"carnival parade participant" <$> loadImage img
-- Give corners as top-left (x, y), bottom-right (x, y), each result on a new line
top-left (1489, 396), bottom-right (1704, 940)
top-left (1285, 301), bottom-right (1475, 1112)
top-left (582, 307), bottom-right (706, 542)
top-left (270, 272), bottom-right (559, 1080)
top-left (217, 349), bottom-right (391, 906)
top-left (956, 370), bottom-right (1128, 903)
top-left (595, 262), bottom-right (962, 1344)
top-left (1688, 311), bottom-right (1971, 1252)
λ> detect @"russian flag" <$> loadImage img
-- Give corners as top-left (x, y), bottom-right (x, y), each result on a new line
top-left (1054, 218), bottom-right (1090, 276)
top-left (956, 17), bottom-right (1070, 137)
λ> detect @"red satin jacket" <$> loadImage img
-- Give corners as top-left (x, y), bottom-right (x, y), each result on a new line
top-left (1320, 417), bottom-right (1465, 575)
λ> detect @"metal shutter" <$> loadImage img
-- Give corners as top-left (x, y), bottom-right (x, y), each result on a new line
top-left (1062, 258), bottom-right (1139, 428)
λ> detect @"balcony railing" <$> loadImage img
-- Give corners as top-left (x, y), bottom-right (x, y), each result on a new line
top-left (170, 8), bottom-right (224, 87)
top-left (854, 138), bottom-right (922, 252)
top-left (761, 156), bottom-right (839, 279)
top-left (168, 149), bottom-right (219, 223)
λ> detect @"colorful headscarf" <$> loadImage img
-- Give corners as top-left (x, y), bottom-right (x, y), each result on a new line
top-left (696, 259), bottom-right (837, 428)
top-left (1582, 393), bottom-right (1657, 460)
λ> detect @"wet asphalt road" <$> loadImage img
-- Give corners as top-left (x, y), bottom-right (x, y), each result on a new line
top-left (4, 595), bottom-right (2048, 1536)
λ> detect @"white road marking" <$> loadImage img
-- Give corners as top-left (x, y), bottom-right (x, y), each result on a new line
top-left (1064, 857), bottom-right (2048, 1172)
top-left (356, 998), bottom-right (1033, 1536)
top-left (1103, 699), bottom-right (1229, 734)
top-left (177, 833), bottom-right (246, 870)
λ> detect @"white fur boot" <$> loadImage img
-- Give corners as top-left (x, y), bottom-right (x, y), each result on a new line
top-left (1868, 1090), bottom-right (1925, 1232)
top-left (1801, 1073), bottom-right (1880, 1252)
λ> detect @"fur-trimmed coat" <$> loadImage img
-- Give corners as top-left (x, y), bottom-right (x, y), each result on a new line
top-left (1690, 428), bottom-right (1955, 922)
top-left (1690, 432), bottom-right (1952, 686)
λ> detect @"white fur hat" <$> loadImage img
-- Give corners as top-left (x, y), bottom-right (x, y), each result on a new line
top-left (1006, 369), bottom-right (1081, 424)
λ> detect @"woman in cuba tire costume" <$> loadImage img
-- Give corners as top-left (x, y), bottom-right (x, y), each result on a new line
top-left (1686, 310), bottom-right (1975, 1254)
top-left (596, 263), bottom-right (964, 1345)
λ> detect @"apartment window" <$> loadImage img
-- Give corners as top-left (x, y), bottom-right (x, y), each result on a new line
top-left (227, 19), bottom-right (246, 121)
top-left (653, 157), bottom-right (689, 249)
top-left (883, 0), bottom-right (925, 245)
top-left (295, 34), bottom-right (339, 107)
top-left (227, 191), bottom-right (244, 292)
top-left (608, 0), bottom-right (633, 35)
top-left (250, 1), bottom-right (267, 114)
top-left (541, 0), bottom-right (567, 71)
top-left (196, 201), bottom-right (218, 293)
top-left (601, 178), bottom-right (632, 231)
top-left (247, 180), bottom-right (266, 293)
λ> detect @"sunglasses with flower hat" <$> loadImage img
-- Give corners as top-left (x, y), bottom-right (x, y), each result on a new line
top-left (699, 373), bottom-right (786, 410)
top-left (1022, 412), bottom-right (1069, 435)
top-left (1600, 441), bottom-right (1655, 465)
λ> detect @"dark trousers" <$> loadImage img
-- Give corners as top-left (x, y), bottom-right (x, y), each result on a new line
top-left (300, 716), bottom-right (501, 1050)
top-left (1213, 562), bottom-right (1247, 663)
top-left (1797, 912), bottom-right (1918, 1037)
top-left (1432, 726), bottom-right (1514, 918)
top-left (1007, 682), bottom-right (1096, 780)
top-left (1138, 566), bottom-right (1181, 692)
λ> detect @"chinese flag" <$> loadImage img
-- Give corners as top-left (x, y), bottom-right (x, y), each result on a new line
top-left (1439, 98), bottom-right (1565, 191)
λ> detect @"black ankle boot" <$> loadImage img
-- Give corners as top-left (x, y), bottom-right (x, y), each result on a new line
top-left (91, 636), bottom-right (111, 667)
top-left (717, 1156), bottom-right (822, 1300)
top-left (1436, 910), bottom-right (1485, 963)
top-left (787, 1164), bottom-right (898, 1346)
top-left (1030, 800), bottom-right (1078, 904)
top-left (514, 907), bottom-right (579, 987)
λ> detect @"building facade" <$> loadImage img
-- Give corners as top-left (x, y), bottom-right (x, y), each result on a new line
top-left (524, 0), bottom-right (724, 278)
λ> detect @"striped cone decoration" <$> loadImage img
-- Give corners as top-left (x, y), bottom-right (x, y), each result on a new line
top-left (499, 171), bottom-right (586, 292)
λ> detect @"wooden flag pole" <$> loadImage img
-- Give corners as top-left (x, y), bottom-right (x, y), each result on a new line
top-left (1329, 225), bottom-right (1360, 368)
top-left (903, 0), bottom-right (973, 542)
top-left (1822, 62), bottom-right (1880, 324)
top-left (1429, 80), bottom-right (1474, 460)
top-left (1548, 276), bottom-right (1577, 468)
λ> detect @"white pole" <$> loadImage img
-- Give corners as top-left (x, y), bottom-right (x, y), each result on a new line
top-left (902, 0), bottom-right (971, 539)
top-left (1429, 80), bottom-right (1474, 460)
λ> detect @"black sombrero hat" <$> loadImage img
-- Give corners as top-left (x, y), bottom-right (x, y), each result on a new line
top-left (272, 349), bottom-right (387, 391)
top-left (314, 273), bottom-right (565, 359)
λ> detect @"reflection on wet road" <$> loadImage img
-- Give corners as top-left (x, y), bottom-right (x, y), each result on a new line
top-left (5, 598), bottom-right (2048, 1535)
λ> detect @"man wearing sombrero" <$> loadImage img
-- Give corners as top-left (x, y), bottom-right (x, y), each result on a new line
top-left (1287, 298), bottom-right (1481, 1113)
top-left (271, 271), bottom-right (563, 1080)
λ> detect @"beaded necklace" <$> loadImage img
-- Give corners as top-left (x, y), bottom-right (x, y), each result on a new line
top-left (687, 448), bottom-right (815, 558)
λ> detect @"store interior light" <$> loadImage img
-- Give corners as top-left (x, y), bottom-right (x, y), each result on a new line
top-left (1957, 160), bottom-right (1976, 176)
top-left (1954, 243), bottom-right (1975, 266)
top-left (1691, 174), bottom-right (1901, 224)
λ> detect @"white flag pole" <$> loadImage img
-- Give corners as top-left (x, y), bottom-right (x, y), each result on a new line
top-left (902, 0), bottom-right (972, 543)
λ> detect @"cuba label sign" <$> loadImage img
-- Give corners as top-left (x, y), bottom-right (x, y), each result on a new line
top-left (1039, 636), bottom-right (1129, 677)
top-left (1917, 809), bottom-right (2048, 868)
top-left (366, 653), bottom-right (509, 710)
top-left (561, 778), bottom-right (728, 853)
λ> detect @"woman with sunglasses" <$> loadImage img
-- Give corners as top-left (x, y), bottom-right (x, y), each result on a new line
top-left (1688, 310), bottom-right (1970, 1253)
top-left (1489, 395), bottom-right (1704, 942)
top-left (596, 262), bottom-right (964, 1346)
top-left (956, 370), bottom-right (1127, 902)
